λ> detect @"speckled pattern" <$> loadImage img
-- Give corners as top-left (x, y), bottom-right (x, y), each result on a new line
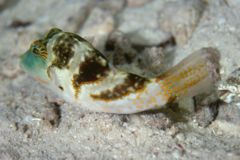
top-left (20, 28), bottom-right (220, 114)
top-left (0, 0), bottom-right (240, 159)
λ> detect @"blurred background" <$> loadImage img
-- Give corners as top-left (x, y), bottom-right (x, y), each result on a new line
top-left (0, 0), bottom-right (239, 159)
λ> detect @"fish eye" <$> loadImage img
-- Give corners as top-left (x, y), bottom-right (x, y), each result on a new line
top-left (32, 46), bottom-right (38, 54)
top-left (29, 40), bottom-right (48, 59)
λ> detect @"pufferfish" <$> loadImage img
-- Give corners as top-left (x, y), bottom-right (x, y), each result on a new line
top-left (20, 28), bottom-right (220, 114)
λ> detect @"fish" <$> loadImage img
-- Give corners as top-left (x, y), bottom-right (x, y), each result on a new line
top-left (20, 28), bottom-right (220, 114)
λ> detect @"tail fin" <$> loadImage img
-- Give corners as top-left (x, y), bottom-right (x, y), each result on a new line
top-left (156, 48), bottom-right (220, 101)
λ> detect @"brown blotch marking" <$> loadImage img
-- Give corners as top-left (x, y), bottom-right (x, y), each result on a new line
top-left (58, 85), bottom-right (64, 91)
top-left (72, 56), bottom-right (109, 98)
top-left (52, 34), bottom-right (77, 69)
top-left (68, 32), bottom-right (108, 60)
top-left (90, 74), bottom-right (149, 101)
top-left (68, 32), bottom-right (88, 43)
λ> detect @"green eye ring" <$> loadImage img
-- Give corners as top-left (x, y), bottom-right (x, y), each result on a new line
top-left (20, 49), bottom-right (49, 82)
top-left (20, 28), bottom-right (63, 83)
top-left (31, 47), bottom-right (38, 54)
top-left (29, 40), bottom-right (48, 59)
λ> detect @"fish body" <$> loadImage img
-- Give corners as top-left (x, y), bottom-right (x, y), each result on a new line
top-left (20, 28), bottom-right (220, 114)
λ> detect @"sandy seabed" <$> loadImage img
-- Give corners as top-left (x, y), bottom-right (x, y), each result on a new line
top-left (0, 0), bottom-right (240, 159)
